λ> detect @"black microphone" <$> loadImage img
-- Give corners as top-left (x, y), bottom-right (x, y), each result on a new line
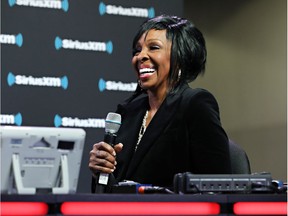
top-left (95, 112), bottom-right (121, 193)
top-left (138, 186), bottom-right (174, 194)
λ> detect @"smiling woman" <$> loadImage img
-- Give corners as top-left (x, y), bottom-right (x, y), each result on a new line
top-left (89, 14), bottom-right (232, 193)
top-left (132, 29), bottom-right (172, 94)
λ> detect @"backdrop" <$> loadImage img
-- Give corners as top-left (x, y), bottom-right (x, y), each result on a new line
top-left (1, 0), bottom-right (183, 193)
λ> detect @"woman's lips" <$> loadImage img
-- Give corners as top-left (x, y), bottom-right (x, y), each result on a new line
top-left (139, 68), bottom-right (155, 79)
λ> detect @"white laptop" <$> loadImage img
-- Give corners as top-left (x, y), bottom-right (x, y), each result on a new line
top-left (0, 126), bottom-right (86, 194)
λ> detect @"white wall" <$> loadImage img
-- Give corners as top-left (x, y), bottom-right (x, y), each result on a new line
top-left (184, 0), bottom-right (287, 181)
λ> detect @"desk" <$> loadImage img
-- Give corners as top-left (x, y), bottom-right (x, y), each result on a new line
top-left (1, 193), bottom-right (287, 215)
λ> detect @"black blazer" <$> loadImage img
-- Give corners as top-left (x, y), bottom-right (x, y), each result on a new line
top-left (113, 84), bottom-right (232, 188)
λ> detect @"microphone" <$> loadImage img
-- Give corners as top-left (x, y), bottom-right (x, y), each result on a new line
top-left (95, 112), bottom-right (121, 193)
top-left (138, 186), bottom-right (174, 194)
top-left (103, 112), bottom-right (122, 147)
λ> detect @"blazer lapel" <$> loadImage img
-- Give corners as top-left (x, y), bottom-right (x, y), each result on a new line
top-left (114, 94), bottom-right (149, 181)
top-left (125, 85), bottom-right (189, 179)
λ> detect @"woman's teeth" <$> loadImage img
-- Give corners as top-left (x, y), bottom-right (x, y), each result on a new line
top-left (139, 68), bottom-right (155, 74)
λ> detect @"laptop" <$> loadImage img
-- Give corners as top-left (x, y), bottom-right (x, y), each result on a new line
top-left (0, 126), bottom-right (86, 194)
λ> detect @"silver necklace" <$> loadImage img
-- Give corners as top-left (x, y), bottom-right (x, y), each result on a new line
top-left (135, 110), bottom-right (149, 151)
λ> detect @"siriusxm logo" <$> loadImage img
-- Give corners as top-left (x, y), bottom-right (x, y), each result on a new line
top-left (8, 0), bottom-right (69, 12)
top-left (54, 114), bottom-right (105, 128)
top-left (55, 36), bottom-right (113, 54)
top-left (99, 2), bottom-right (155, 18)
top-left (98, 78), bottom-right (137, 92)
top-left (7, 72), bottom-right (68, 89)
top-left (0, 113), bottom-right (22, 126)
top-left (0, 33), bottom-right (23, 47)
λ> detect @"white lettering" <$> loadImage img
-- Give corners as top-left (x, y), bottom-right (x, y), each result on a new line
top-left (0, 115), bottom-right (15, 124)
top-left (62, 39), bottom-right (107, 52)
top-left (106, 81), bottom-right (137, 92)
top-left (106, 5), bottom-right (148, 17)
top-left (16, 0), bottom-right (61, 9)
top-left (14, 75), bottom-right (62, 87)
top-left (62, 117), bottom-right (105, 128)
top-left (0, 34), bottom-right (16, 44)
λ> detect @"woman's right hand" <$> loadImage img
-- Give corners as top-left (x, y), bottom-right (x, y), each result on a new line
top-left (89, 142), bottom-right (123, 177)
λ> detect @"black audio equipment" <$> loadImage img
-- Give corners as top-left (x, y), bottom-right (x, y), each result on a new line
top-left (174, 172), bottom-right (276, 194)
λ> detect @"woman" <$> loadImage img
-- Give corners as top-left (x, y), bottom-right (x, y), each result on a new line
top-left (89, 15), bottom-right (231, 192)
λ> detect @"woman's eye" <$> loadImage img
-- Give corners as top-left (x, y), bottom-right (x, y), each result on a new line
top-left (150, 45), bottom-right (159, 50)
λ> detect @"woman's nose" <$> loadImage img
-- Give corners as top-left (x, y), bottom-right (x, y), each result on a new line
top-left (137, 49), bottom-right (149, 62)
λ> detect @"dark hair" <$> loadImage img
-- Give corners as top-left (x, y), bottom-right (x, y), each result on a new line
top-left (132, 15), bottom-right (207, 93)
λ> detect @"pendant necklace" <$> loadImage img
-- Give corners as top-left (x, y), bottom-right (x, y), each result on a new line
top-left (135, 110), bottom-right (149, 151)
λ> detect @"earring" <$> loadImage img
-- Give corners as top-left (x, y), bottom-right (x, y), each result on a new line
top-left (138, 79), bottom-right (142, 88)
top-left (177, 69), bottom-right (181, 82)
